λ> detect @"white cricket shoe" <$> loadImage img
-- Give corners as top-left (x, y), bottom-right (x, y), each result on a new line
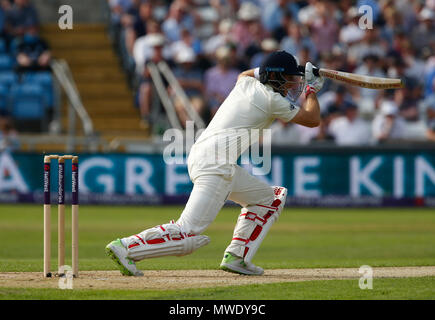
top-left (219, 252), bottom-right (264, 276)
top-left (105, 239), bottom-right (144, 276)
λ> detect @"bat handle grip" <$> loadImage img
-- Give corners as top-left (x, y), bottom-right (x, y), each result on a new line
top-left (298, 65), bottom-right (320, 77)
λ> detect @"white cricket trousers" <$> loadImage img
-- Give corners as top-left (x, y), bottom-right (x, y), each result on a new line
top-left (176, 164), bottom-right (274, 236)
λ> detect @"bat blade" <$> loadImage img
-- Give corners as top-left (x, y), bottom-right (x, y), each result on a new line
top-left (318, 68), bottom-right (403, 89)
top-left (297, 65), bottom-right (403, 89)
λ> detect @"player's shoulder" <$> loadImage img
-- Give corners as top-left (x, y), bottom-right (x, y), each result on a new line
top-left (236, 75), bottom-right (257, 86)
top-left (237, 76), bottom-right (279, 97)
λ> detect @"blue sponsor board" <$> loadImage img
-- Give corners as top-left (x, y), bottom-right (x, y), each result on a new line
top-left (0, 151), bottom-right (434, 206)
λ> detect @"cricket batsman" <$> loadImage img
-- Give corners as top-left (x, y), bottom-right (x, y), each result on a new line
top-left (106, 51), bottom-right (323, 276)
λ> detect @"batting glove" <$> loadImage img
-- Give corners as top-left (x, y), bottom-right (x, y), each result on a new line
top-left (305, 62), bottom-right (324, 98)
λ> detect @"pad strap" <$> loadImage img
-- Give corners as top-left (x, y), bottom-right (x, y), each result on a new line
top-left (226, 187), bottom-right (287, 262)
top-left (232, 199), bottom-right (281, 250)
top-left (127, 221), bottom-right (195, 249)
top-left (124, 221), bottom-right (210, 260)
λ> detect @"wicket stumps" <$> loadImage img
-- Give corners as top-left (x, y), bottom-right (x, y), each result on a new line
top-left (43, 155), bottom-right (79, 278)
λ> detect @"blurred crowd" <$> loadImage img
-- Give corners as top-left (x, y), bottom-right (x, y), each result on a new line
top-left (0, 0), bottom-right (51, 73)
top-left (108, 0), bottom-right (435, 145)
top-left (0, 0), bottom-right (53, 140)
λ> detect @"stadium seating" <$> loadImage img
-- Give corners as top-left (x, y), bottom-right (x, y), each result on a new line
top-left (9, 83), bottom-right (47, 132)
top-left (0, 39), bottom-right (6, 54)
top-left (0, 71), bottom-right (19, 89)
top-left (40, 23), bottom-right (144, 137)
top-left (0, 68), bottom-right (54, 132)
top-left (8, 38), bottom-right (20, 57)
top-left (0, 71), bottom-right (19, 114)
top-left (10, 83), bottom-right (46, 119)
top-left (22, 71), bottom-right (54, 108)
top-left (0, 84), bottom-right (7, 112)
top-left (0, 54), bottom-right (13, 71)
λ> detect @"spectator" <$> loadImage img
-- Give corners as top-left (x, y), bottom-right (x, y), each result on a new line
top-left (137, 34), bottom-right (169, 123)
top-left (0, 115), bottom-right (20, 152)
top-left (231, 2), bottom-right (268, 58)
top-left (261, 0), bottom-right (299, 33)
top-left (204, 46), bottom-right (239, 116)
top-left (108, 0), bottom-right (135, 26)
top-left (271, 10), bottom-right (293, 43)
top-left (210, 0), bottom-right (239, 21)
top-left (280, 21), bottom-right (317, 61)
top-left (203, 18), bottom-right (233, 56)
top-left (0, 1), bottom-right (7, 37)
top-left (226, 42), bottom-right (249, 73)
top-left (339, 7), bottom-right (365, 46)
top-left (133, 23), bottom-right (171, 76)
top-left (298, 0), bottom-right (320, 26)
top-left (4, 0), bottom-right (38, 37)
top-left (250, 38), bottom-right (279, 69)
top-left (313, 104), bottom-right (341, 143)
top-left (169, 28), bottom-right (201, 59)
top-left (386, 55), bottom-right (408, 82)
top-left (297, 45), bottom-right (313, 67)
top-left (347, 29), bottom-right (386, 67)
top-left (401, 39), bottom-right (426, 81)
top-left (353, 54), bottom-right (385, 113)
top-left (171, 47), bottom-right (206, 127)
top-left (151, 1), bottom-right (168, 22)
top-left (424, 56), bottom-right (435, 98)
top-left (294, 123), bottom-right (320, 145)
top-left (107, 0), bottom-right (435, 145)
top-left (270, 119), bottom-right (301, 145)
top-left (336, 0), bottom-right (353, 23)
top-left (388, 29), bottom-right (408, 57)
top-left (15, 26), bottom-right (51, 71)
top-left (380, 5), bottom-right (403, 44)
top-left (424, 78), bottom-right (435, 116)
top-left (393, 70), bottom-right (416, 106)
top-left (402, 0), bottom-right (424, 32)
top-left (307, 0), bottom-right (339, 53)
top-left (124, 0), bottom-right (153, 56)
top-left (316, 48), bottom-right (352, 95)
top-left (372, 100), bottom-right (407, 143)
top-left (319, 47), bottom-right (347, 74)
top-left (329, 44), bottom-right (350, 72)
top-left (426, 97), bottom-right (435, 141)
top-left (398, 77), bottom-right (423, 122)
top-left (162, 1), bottom-right (196, 43)
top-left (318, 85), bottom-right (354, 115)
top-left (411, 7), bottom-right (435, 53)
top-left (0, 1), bottom-right (10, 56)
top-left (328, 103), bottom-right (371, 145)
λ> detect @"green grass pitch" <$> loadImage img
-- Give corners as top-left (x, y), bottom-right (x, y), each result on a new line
top-left (0, 204), bottom-right (434, 299)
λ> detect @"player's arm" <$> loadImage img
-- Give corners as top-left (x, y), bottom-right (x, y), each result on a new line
top-left (237, 68), bottom-right (257, 81)
top-left (291, 92), bottom-right (321, 127)
top-left (290, 62), bottom-right (323, 128)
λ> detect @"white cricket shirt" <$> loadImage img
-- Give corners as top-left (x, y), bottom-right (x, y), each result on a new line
top-left (188, 76), bottom-right (300, 179)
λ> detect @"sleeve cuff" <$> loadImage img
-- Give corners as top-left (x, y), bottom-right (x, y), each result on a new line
top-left (254, 68), bottom-right (260, 80)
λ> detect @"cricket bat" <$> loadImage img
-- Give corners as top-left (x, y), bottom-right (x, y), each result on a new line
top-left (298, 66), bottom-right (403, 89)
